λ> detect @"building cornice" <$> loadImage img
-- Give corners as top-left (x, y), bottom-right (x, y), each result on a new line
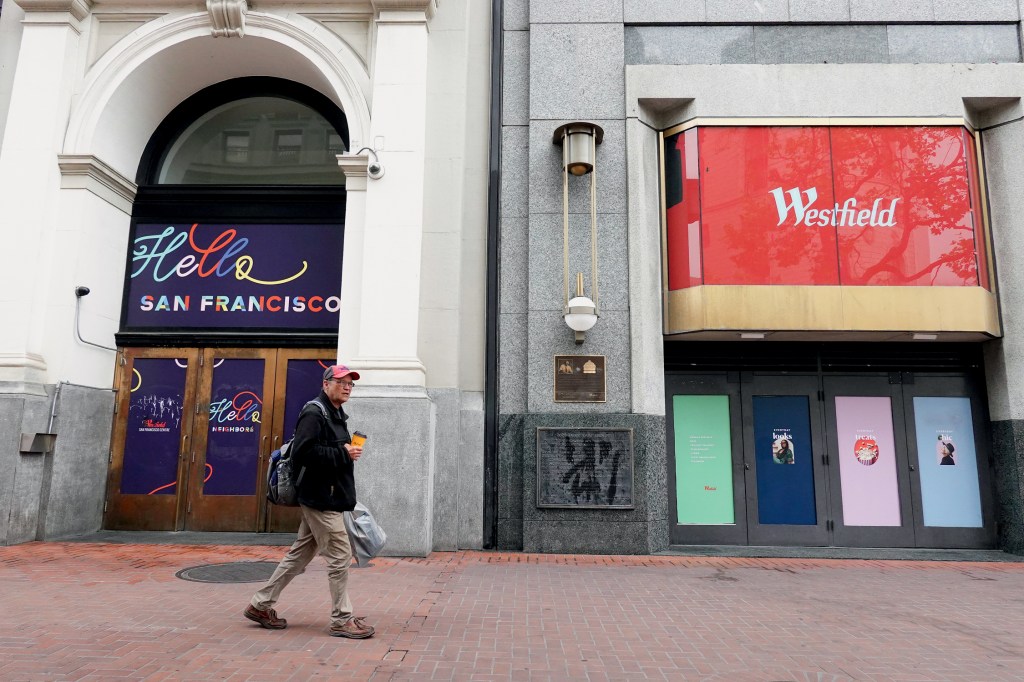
top-left (57, 154), bottom-right (138, 215)
top-left (372, 0), bottom-right (436, 21)
top-left (16, 0), bottom-right (92, 21)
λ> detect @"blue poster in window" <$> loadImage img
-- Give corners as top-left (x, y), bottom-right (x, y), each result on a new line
top-left (753, 396), bottom-right (817, 525)
top-left (913, 397), bottom-right (983, 528)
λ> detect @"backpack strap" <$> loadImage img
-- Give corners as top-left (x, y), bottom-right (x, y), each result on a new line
top-left (302, 399), bottom-right (329, 420)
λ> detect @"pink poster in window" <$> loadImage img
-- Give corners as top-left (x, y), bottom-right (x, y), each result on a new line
top-left (834, 396), bottom-right (902, 527)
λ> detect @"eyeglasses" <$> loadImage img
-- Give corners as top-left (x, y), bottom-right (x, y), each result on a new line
top-left (328, 379), bottom-right (355, 389)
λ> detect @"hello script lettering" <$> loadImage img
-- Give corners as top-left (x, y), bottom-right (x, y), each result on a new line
top-left (132, 224), bottom-right (307, 285)
top-left (770, 187), bottom-right (899, 228)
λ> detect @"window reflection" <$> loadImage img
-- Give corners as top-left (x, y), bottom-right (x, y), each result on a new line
top-left (159, 97), bottom-right (346, 185)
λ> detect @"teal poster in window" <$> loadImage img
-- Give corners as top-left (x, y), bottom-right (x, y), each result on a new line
top-left (673, 395), bottom-right (734, 525)
top-left (913, 397), bottom-right (983, 528)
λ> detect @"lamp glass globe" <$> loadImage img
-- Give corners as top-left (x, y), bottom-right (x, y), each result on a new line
top-left (564, 296), bottom-right (598, 332)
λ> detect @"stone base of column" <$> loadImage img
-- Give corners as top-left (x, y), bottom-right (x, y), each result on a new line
top-left (344, 386), bottom-right (434, 556)
top-left (0, 384), bottom-right (114, 546)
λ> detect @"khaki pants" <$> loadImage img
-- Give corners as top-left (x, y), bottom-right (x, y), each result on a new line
top-left (251, 505), bottom-right (353, 627)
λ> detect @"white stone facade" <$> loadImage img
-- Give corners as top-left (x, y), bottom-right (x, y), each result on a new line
top-left (0, 0), bottom-right (490, 551)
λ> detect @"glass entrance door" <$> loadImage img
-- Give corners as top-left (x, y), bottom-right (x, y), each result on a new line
top-left (822, 376), bottom-right (916, 547)
top-left (742, 374), bottom-right (829, 546)
top-left (104, 347), bottom-right (335, 532)
top-left (667, 369), bottom-right (996, 548)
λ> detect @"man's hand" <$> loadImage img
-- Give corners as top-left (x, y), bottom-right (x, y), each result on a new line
top-left (344, 443), bottom-right (364, 462)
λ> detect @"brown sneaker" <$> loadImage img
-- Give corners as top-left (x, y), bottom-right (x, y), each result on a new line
top-left (244, 604), bottom-right (287, 630)
top-left (329, 616), bottom-right (374, 639)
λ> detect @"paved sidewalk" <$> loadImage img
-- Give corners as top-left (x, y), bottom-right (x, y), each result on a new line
top-left (3, 543), bottom-right (1024, 681)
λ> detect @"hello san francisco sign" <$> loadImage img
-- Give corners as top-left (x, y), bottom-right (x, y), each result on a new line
top-left (123, 223), bottom-right (344, 332)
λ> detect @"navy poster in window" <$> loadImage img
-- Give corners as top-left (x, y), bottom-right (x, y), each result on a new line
top-left (753, 395), bottom-right (817, 525)
top-left (282, 359), bottom-right (335, 440)
top-left (120, 358), bottom-right (188, 495)
top-left (125, 223), bottom-right (343, 331)
top-left (204, 358), bottom-right (264, 496)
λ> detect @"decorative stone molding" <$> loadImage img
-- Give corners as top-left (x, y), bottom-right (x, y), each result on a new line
top-left (371, 0), bottom-right (436, 20)
top-left (337, 154), bottom-right (369, 192)
top-left (207, 0), bottom-right (248, 38)
top-left (16, 0), bottom-right (92, 20)
top-left (0, 353), bottom-right (49, 395)
top-left (57, 154), bottom-right (137, 215)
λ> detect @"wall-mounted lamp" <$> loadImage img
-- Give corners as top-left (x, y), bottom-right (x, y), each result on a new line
top-left (565, 273), bottom-right (598, 344)
top-left (553, 122), bottom-right (603, 344)
top-left (73, 285), bottom-right (117, 352)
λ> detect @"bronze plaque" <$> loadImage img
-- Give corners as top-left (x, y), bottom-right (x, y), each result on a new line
top-left (554, 355), bottom-right (606, 403)
top-left (536, 427), bottom-right (634, 509)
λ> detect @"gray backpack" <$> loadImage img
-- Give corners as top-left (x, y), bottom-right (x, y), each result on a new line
top-left (266, 400), bottom-right (328, 506)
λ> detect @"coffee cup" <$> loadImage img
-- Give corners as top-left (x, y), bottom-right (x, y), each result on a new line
top-left (350, 431), bottom-right (367, 448)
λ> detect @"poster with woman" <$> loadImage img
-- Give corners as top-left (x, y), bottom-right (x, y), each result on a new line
top-left (937, 435), bottom-right (956, 465)
top-left (772, 435), bottom-right (795, 464)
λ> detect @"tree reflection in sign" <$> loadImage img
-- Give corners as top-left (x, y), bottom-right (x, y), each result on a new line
top-left (833, 126), bottom-right (979, 286)
top-left (700, 126), bottom-right (840, 285)
top-left (668, 125), bottom-right (983, 288)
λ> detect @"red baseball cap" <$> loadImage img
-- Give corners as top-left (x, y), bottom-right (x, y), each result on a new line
top-left (323, 364), bottom-right (361, 381)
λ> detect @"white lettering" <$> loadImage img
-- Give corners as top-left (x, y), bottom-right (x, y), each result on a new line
top-left (770, 186), bottom-right (900, 229)
top-left (769, 186), bottom-right (817, 226)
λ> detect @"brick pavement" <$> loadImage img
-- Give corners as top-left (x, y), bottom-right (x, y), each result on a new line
top-left (2, 543), bottom-right (1024, 681)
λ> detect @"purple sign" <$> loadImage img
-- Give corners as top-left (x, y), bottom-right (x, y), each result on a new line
top-left (125, 223), bottom-right (344, 331)
top-left (203, 358), bottom-right (264, 496)
top-left (121, 358), bottom-right (188, 495)
top-left (282, 359), bottom-right (334, 440)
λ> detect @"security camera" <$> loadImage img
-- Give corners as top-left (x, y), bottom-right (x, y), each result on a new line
top-left (75, 286), bottom-right (91, 298)
top-left (367, 161), bottom-right (385, 179)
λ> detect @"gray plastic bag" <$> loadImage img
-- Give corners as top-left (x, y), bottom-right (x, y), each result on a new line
top-left (344, 501), bottom-right (387, 567)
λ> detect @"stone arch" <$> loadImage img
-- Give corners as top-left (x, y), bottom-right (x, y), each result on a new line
top-left (63, 10), bottom-right (371, 180)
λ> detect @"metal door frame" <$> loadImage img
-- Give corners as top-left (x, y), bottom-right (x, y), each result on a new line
top-left (741, 372), bottom-right (831, 547)
top-left (665, 372), bottom-right (748, 545)
top-left (821, 374), bottom-right (917, 548)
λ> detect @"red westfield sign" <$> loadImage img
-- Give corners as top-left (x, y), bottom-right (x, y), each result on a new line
top-left (663, 125), bottom-right (989, 290)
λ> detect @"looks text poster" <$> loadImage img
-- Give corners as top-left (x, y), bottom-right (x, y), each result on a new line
top-left (753, 396), bottom-right (817, 525)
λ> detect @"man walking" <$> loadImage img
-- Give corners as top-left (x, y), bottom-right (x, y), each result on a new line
top-left (244, 364), bottom-right (374, 639)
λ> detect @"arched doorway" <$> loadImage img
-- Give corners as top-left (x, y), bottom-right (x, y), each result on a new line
top-left (104, 78), bottom-right (346, 532)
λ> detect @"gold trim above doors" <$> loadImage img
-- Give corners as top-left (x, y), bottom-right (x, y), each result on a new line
top-left (665, 285), bottom-right (1001, 339)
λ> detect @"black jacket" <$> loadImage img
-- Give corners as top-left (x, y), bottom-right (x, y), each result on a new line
top-left (291, 391), bottom-right (356, 512)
